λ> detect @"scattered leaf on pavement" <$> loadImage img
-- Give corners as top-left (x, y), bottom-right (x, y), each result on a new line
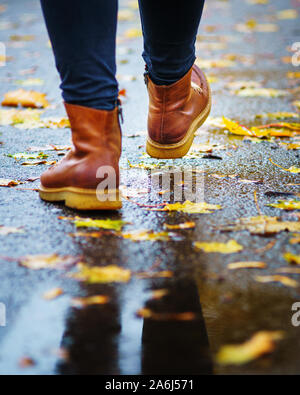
top-left (228, 261), bottom-right (267, 270)
top-left (2, 89), bottom-right (50, 108)
top-left (216, 331), bottom-right (284, 366)
top-left (136, 308), bottom-right (196, 321)
top-left (255, 275), bottom-right (299, 288)
top-left (284, 253), bottom-right (300, 265)
top-left (219, 215), bottom-right (300, 235)
top-left (19, 254), bottom-right (79, 270)
top-left (71, 264), bottom-right (131, 283)
top-left (42, 288), bottom-right (64, 300)
top-left (71, 295), bottom-right (110, 307)
top-left (194, 240), bottom-right (243, 253)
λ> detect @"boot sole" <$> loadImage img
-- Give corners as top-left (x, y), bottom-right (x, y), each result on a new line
top-left (146, 79), bottom-right (212, 159)
top-left (39, 186), bottom-right (122, 210)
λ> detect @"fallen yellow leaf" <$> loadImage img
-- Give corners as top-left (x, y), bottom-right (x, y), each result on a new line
top-left (20, 254), bottom-right (78, 270)
top-left (255, 275), bottom-right (298, 288)
top-left (284, 252), bottom-right (300, 265)
top-left (2, 89), bottom-right (50, 108)
top-left (216, 331), bottom-right (284, 366)
top-left (71, 295), bottom-right (110, 307)
top-left (228, 261), bottom-right (267, 270)
top-left (71, 264), bottom-right (131, 283)
top-left (42, 288), bottom-right (64, 300)
top-left (194, 240), bottom-right (243, 253)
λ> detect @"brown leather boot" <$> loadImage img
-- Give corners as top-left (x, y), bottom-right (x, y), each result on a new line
top-left (39, 102), bottom-right (122, 210)
top-left (145, 64), bottom-right (211, 159)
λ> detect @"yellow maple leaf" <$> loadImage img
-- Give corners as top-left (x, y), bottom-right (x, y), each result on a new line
top-left (194, 240), bottom-right (243, 253)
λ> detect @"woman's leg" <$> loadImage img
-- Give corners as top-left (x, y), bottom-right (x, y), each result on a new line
top-left (40, 0), bottom-right (118, 110)
top-left (138, 0), bottom-right (205, 85)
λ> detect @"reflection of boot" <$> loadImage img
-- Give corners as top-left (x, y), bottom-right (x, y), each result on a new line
top-left (142, 280), bottom-right (213, 375)
top-left (39, 103), bottom-right (122, 210)
top-left (145, 64), bottom-right (211, 159)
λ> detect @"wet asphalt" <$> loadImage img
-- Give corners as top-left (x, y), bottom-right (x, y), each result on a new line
top-left (0, 0), bottom-right (300, 375)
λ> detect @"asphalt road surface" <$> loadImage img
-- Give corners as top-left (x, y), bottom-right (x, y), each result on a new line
top-left (0, 0), bottom-right (299, 375)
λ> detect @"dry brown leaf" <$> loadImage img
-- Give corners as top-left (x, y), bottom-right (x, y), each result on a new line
top-left (2, 89), bottom-right (50, 108)
top-left (216, 331), bottom-right (284, 366)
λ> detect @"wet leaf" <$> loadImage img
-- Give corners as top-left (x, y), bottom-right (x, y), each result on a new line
top-left (284, 253), bottom-right (300, 265)
top-left (8, 151), bottom-right (48, 160)
top-left (216, 331), bottom-right (284, 366)
top-left (255, 275), bottom-right (298, 288)
top-left (71, 295), bottom-right (110, 307)
top-left (164, 222), bottom-right (195, 230)
top-left (219, 215), bottom-right (300, 235)
top-left (269, 159), bottom-right (300, 174)
top-left (195, 58), bottom-right (236, 69)
top-left (276, 268), bottom-right (300, 274)
top-left (0, 226), bottom-right (24, 235)
top-left (2, 89), bottom-right (50, 108)
top-left (121, 230), bottom-right (174, 242)
top-left (15, 78), bottom-right (44, 87)
top-left (267, 200), bottom-right (300, 210)
top-left (290, 235), bottom-right (300, 244)
top-left (72, 218), bottom-right (127, 231)
top-left (135, 271), bottom-right (173, 279)
top-left (71, 264), bottom-right (131, 283)
top-left (124, 28), bottom-right (142, 39)
top-left (0, 108), bottom-right (42, 126)
top-left (235, 21), bottom-right (278, 33)
top-left (42, 288), bottom-right (64, 300)
top-left (19, 357), bottom-right (35, 368)
top-left (277, 9), bottom-right (298, 19)
top-left (0, 178), bottom-right (22, 187)
top-left (194, 240), bottom-right (243, 253)
top-left (19, 254), bottom-right (79, 270)
top-left (228, 261), bottom-right (267, 270)
top-left (136, 308), bottom-right (196, 321)
top-left (225, 81), bottom-right (261, 90)
top-left (234, 88), bottom-right (288, 98)
top-left (118, 9), bottom-right (135, 21)
top-left (255, 112), bottom-right (300, 120)
top-left (162, 201), bottom-right (222, 214)
top-left (287, 72), bottom-right (300, 79)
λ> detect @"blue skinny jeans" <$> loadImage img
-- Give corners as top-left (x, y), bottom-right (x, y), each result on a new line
top-left (40, 0), bottom-right (205, 110)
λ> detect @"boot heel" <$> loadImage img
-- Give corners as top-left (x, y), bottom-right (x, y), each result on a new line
top-left (39, 186), bottom-right (122, 210)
